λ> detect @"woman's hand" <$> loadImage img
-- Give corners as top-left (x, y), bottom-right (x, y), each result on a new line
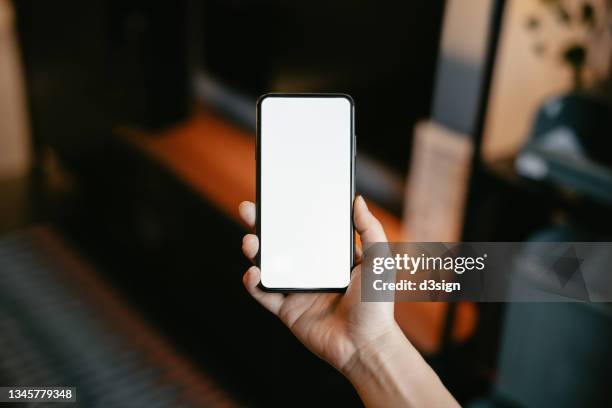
top-left (239, 196), bottom-right (398, 374)
top-left (239, 196), bottom-right (459, 407)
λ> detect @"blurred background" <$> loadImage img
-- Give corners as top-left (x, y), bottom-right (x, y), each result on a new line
top-left (1, 0), bottom-right (612, 406)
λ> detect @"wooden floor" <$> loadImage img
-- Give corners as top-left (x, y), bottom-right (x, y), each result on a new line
top-left (119, 107), bottom-right (476, 354)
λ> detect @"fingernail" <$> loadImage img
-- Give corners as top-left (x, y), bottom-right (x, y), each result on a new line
top-left (248, 266), bottom-right (259, 276)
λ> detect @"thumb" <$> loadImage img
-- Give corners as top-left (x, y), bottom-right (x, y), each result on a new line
top-left (354, 196), bottom-right (387, 244)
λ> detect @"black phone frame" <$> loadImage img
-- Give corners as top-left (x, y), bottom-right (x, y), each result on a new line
top-left (255, 93), bottom-right (356, 293)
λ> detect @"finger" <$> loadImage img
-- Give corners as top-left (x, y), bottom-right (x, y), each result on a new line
top-left (355, 244), bottom-right (363, 263)
top-left (242, 234), bottom-right (259, 261)
top-left (354, 195), bottom-right (387, 244)
top-left (243, 266), bottom-right (284, 315)
top-left (238, 201), bottom-right (256, 229)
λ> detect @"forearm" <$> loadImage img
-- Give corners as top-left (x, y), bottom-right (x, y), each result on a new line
top-left (343, 325), bottom-right (459, 408)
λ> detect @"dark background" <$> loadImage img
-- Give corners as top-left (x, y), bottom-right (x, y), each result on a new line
top-left (3, 0), bottom-right (612, 407)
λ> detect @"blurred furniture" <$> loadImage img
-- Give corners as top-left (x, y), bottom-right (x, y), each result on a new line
top-left (196, 1), bottom-right (445, 177)
top-left (400, 0), bottom-right (507, 401)
top-left (452, 2), bottom-right (612, 406)
top-left (119, 109), bottom-right (402, 238)
top-left (0, 0), bottom-right (32, 235)
top-left (0, 0), bottom-right (30, 180)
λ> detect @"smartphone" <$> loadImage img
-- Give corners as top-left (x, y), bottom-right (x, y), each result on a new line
top-left (256, 93), bottom-right (355, 291)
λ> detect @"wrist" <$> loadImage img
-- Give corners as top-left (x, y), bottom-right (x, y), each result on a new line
top-left (342, 323), bottom-right (417, 385)
top-left (342, 323), bottom-right (458, 408)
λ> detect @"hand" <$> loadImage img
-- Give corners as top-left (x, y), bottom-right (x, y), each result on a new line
top-left (238, 196), bottom-right (399, 374)
top-left (239, 196), bottom-right (459, 407)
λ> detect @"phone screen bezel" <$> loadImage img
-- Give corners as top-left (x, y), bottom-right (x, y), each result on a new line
top-left (256, 93), bottom-right (355, 292)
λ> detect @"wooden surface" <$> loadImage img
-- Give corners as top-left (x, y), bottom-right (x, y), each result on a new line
top-left (118, 108), bottom-right (475, 353)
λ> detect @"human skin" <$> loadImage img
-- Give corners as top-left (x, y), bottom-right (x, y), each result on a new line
top-left (239, 196), bottom-right (459, 408)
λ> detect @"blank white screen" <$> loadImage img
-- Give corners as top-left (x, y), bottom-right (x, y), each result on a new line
top-left (259, 96), bottom-right (352, 289)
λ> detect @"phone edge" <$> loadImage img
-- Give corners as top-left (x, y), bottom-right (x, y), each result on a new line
top-left (255, 93), bottom-right (355, 293)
